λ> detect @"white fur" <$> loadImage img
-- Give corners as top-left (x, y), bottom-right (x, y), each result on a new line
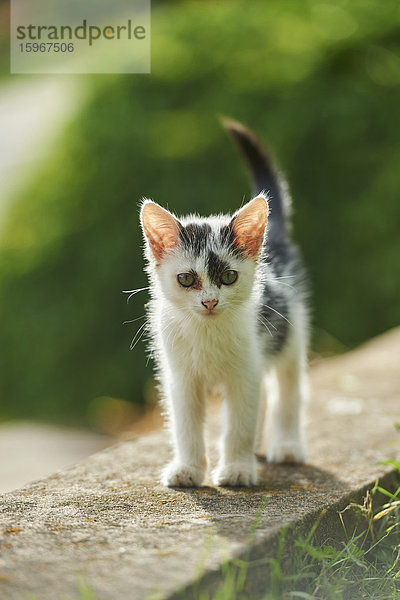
top-left (141, 201), bottom-right (308, 487)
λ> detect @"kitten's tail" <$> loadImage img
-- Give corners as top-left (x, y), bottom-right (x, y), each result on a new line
top-left (222, 118), bottom-right (291, 244)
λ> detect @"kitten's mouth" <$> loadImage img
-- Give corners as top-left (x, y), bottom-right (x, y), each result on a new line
top-left (201, 310), bottom-right (219, 317)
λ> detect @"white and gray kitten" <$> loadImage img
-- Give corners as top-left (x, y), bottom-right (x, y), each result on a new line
top-left (139, 120), bottom-right (308, 487)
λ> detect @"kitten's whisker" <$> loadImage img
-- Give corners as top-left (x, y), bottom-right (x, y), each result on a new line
top-left (132, 329), bottom-right (148, 350)
top-left (160, 320), bottom-right (177, 348)
top-left (262, 303), bottom-right (294, 327)
top-left (130, 329), bottom-right (147, 351)
top-left (257, 316), bottom-right (273, 337)
top-left (260, 314), bottom-right (277, 330)
top-left (259, 313), bottom-right (276, 333)
top-left (130, 321), bottom-right (148, 350)
top-left (123, 287), bottom-right (150, 304)
top-left (123, 315), bottom-right (147, 324)
top-left (277, 282), bottom-right (295, 290)
top-left (166, 319), bottom-right (181, 348)
top-left (123, 286), bottom-right (150, 293)
top-left (266, 278), bottom-right (295, 291)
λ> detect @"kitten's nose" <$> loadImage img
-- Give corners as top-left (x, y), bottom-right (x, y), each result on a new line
top-left (202, 299), bottom-right (219, 311)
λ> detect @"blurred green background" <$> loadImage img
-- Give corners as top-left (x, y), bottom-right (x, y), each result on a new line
top-left (0, 0), bottom-right (399, 426)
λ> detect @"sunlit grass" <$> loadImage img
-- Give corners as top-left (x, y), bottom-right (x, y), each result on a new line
top-left (195, 462), bottom-right (400, 599)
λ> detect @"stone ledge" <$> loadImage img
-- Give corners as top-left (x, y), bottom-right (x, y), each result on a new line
top-left (0, 329), bottom-right (399, 600)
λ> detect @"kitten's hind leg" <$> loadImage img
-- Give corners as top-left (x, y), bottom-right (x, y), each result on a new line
top-left (255, 376), bottom-right (268, 457)
top-left (255, 371), bottom-right (281, 457)
top-left (267, 334), bottom-right (308, 464)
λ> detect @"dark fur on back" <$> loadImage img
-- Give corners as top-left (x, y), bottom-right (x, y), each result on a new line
top-left (223, 119), bottom-right (308, 355)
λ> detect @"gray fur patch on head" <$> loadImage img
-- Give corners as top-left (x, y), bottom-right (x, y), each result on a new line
top-left (178, 221), bottom-right (243, 256)
top-left (206, 251), bottom-right (230, 287)
top-left (178, 219), bottom-right (244, 287)
top-left (178, 223), bottom-right (213, 254)
top-left (218, 224), bottom-right (242, 255)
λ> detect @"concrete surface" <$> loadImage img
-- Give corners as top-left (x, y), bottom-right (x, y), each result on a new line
top-left (0, 328), bottom-right (399, 599)
top-left (0, 422), bottom-right (112, 494)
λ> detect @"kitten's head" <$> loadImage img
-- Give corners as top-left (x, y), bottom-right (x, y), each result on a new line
top-left (140, 196), bottom-right (268, 318)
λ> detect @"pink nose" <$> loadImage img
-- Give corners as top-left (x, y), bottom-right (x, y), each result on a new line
top-left (202, 299), bottom-right (218, 311)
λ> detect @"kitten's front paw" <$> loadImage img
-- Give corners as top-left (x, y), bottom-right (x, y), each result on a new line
top-left (213, 458), bottom-right (258, 487)
top-left (162, 462), bottom-right (205, 487)
top-left (267, 439), bottom-right (306, 464)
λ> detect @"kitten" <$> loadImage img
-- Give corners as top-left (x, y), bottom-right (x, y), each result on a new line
top-left (139, 120), bottom-right (308, 487)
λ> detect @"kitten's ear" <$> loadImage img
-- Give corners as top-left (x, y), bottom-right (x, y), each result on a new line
top-left (140, 200), bottom-right (181, 261)
top-left (229, 195), bottom-right (269, 258)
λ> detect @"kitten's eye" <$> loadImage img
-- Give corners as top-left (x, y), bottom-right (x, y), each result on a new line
top-left (177, 273), bottom-right (195, 287)
top-left (220, 270), bottom-right (238, 285)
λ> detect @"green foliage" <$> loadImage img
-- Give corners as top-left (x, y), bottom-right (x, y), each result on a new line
top-left (1, 0), bottom-right (400, 422)
top-left (267, 467), bottom-right (400, 599)
top-left (198, 465), bottom-right (400, 599)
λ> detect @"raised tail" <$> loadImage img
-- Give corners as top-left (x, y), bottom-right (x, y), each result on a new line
top-left (222, 118), bottom-right (291, 244)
